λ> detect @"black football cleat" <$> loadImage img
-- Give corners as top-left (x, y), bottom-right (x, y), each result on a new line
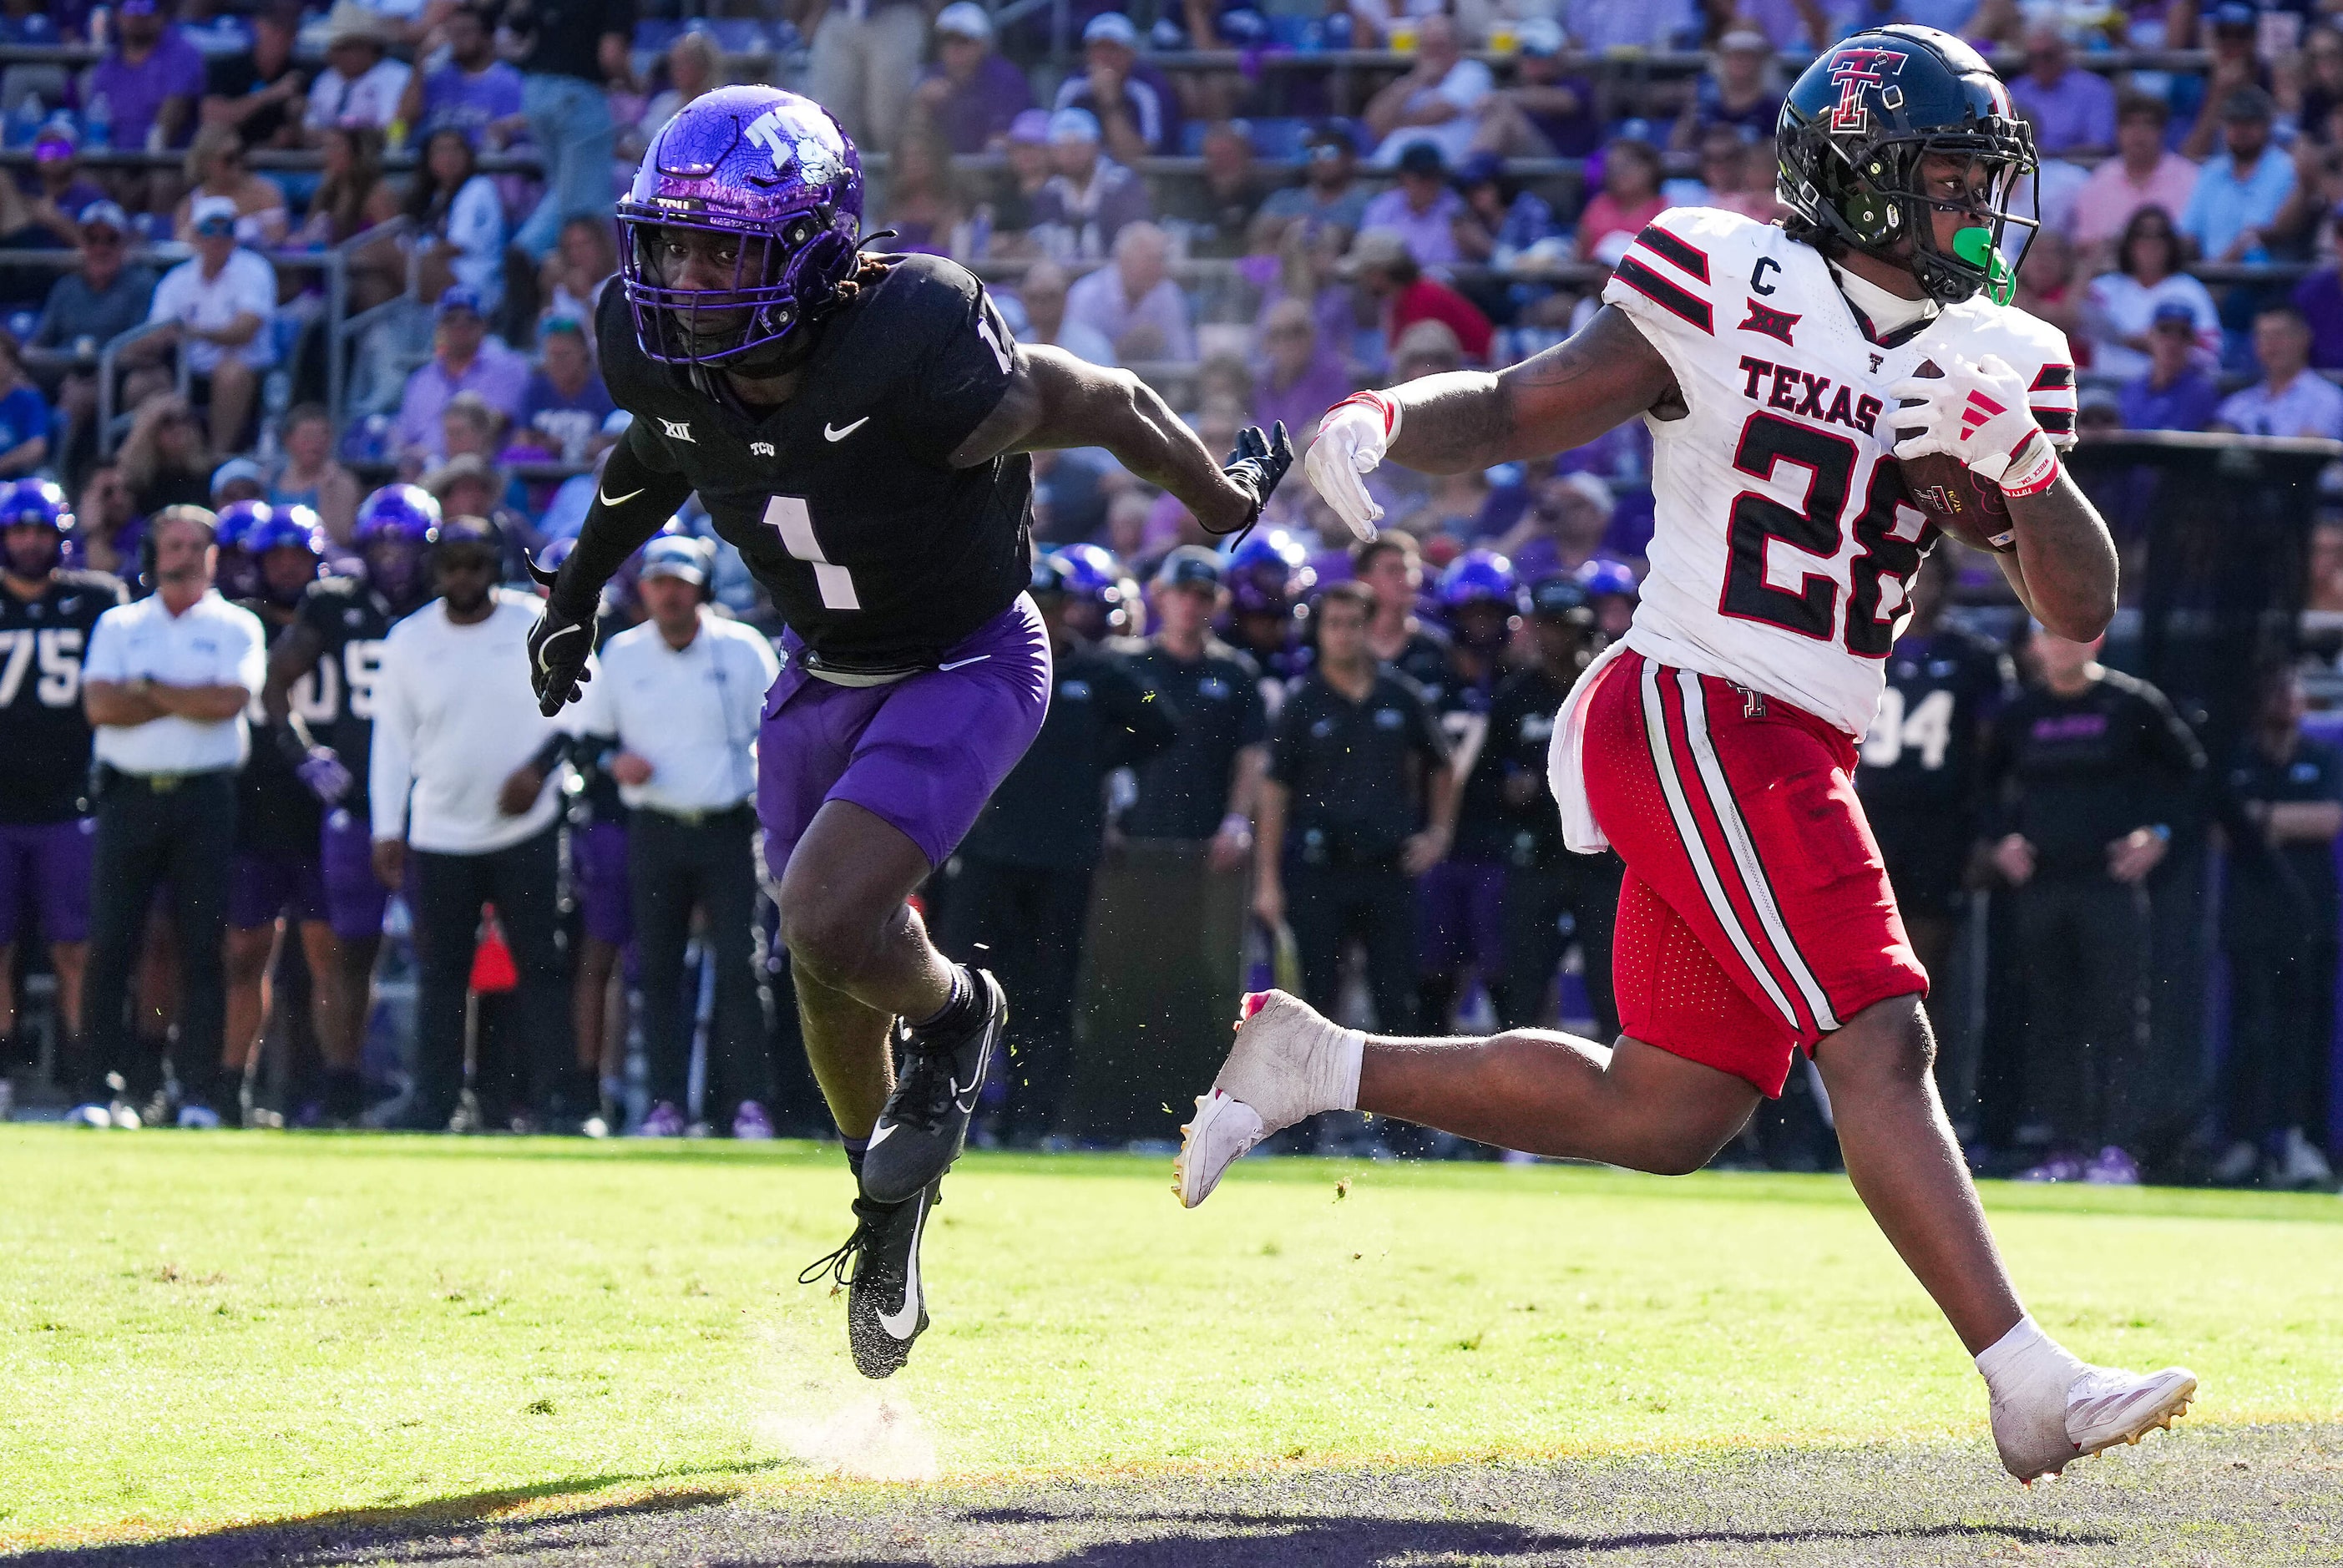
top-left (859, 969), bottom-right (1005, 1205)
top-left (798, 1181), bottom-right (939, 1379)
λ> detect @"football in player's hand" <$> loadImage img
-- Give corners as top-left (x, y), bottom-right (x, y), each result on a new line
top-left (1892, 359), bottom-right (2017, 554)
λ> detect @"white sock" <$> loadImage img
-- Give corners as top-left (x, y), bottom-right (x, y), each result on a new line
top-left (1974, 1314), bottom-right (2086, 1405)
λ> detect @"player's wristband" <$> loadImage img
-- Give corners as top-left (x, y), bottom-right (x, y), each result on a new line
top-left (1998, 431), bottom-right (2060, 498)
top-left (1327, 389), bottom-right (1403, 445)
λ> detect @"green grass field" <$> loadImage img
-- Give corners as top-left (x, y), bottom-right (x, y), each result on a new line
top-left (3, 1127), bottom-right (2340, 1559)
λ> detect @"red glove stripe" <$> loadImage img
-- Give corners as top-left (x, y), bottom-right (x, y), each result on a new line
top-left (1328, 390), bottom-right (1399, 440)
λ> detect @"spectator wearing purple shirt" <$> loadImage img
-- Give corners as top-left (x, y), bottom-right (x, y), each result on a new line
top-left (2294, 260), bottom-right (2343, 369)
top-left (1358, 142), bottom-right (1473, 270)
top-left (509, 317), bottom-right (614, 463)
top-left (84, 0), bottom-right (208, 154)
top-left (2009, 24), bottom-right (2118, 158)
top-left (402, 5), bottom-right (528, 149)
top-left (394, 286), bottom-right (530, 466)
top-left (1032, 108), bottom-right (1153, 260)
top-left (2118, 303), bottom-right (2223, 432)
top-left (1252, 297), bottom-right (1351, 448)
top-left (911, 3), bottom-right (1033, 155)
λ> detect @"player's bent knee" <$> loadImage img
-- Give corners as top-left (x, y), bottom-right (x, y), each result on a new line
top-left (1816, 994), bottom-right (1935, 1090)
top-left (777, 899), bottom-right (884, 989)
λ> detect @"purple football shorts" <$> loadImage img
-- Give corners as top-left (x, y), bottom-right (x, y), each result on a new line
top-left (572, 818), bottom-right (633, 947)
top-left (321, 809), bottom-right (392, 942)
top-left (0, 817), bottom-right (96, 946)
top-left (1418, 857), bottom-right (1508, 975)
top-left (758, 594), bottom-right (1051, 876)
top-left (230, 849), bottom-right (330, 930)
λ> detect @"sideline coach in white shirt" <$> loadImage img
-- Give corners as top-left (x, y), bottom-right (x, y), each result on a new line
top-left (369, 516), bottom-right (581, 1130)
top-left (574, 534), bottom-right (781, 1136)
top-left (79, 505), bottom-right (266, 1125)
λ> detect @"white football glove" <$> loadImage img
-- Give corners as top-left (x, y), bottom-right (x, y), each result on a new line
top-left (1303, 392), bottom-right (1401, 541)
top-left (1887, 352), bottom-right (2061, 496)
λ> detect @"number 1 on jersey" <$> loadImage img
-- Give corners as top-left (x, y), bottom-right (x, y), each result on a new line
top-left (763, 495), bottom-right (859, 611)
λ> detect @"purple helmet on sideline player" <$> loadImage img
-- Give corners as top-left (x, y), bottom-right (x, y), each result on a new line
top-left (0, 478), bottom-right (73, 576)
top-left (1223, 527), bottom-right (1315, 618)
top-left (1043, 544), bottom-right (1133, 640)
top-left (353, 484), bottom-right (441, 605)
top-left (1576, 557), bottom-right (1638, 601)
top-left (352, 483), bottom-right (441, 547)
top-left (1436, 549), bottom-right (1523, 613)
top-left (617, 85), bottom-right (865, 368)
top-left (243, 503), bottom-right (326, 606)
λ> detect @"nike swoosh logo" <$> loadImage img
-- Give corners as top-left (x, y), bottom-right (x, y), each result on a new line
top-left (534, 622), bottom-right (586, 675)
top-left (867, 1120), bottom-right (899, 1148)
top-left (877, 1194), bottom-right (926, 1340)
top-left (824, 417), bottom-right (871, 443)
top-left (597, 487), bottom-right (644, 507)
top-left (937, 655), bottom-right (989, 671)
top-left (950, 1075), bottom-right (979, 1115)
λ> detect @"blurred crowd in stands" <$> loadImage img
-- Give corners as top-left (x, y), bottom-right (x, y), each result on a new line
top-left (0, 0), bottom-right (2340, 1192)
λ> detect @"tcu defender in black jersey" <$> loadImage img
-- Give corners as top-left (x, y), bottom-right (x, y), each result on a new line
top-left (261, 484), bottom-right (441, 1124)
top-left (0, 480), bottom-right (123, 1092)
top-left (526, 86), bottom-right (1290, 1380)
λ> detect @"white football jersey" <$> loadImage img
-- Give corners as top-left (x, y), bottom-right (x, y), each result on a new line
top-left (1600, 206), bottom-right (2077, 737)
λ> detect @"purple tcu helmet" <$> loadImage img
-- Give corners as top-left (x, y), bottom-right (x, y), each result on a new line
top-left (1576, 557), bottom-right (1639, 601)
top-left (353, 483), bottom-right (441, 547)
top-left (0, 478), bottom-right (72, 535)
top-left (1437, 548), bottom-right (1523, 613)
top-left (245, 503), bottom-right (326, 559)
top-left (618, 84), bottom-right (864, 367)
top-left (1224, 527), bottom-right (1315, 617)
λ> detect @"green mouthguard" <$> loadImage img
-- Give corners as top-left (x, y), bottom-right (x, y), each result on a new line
top-left (1952, 227), bottom-right (2015, 306)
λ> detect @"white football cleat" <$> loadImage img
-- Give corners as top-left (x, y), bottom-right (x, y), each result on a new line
top-left (1173, 990), bottom-right (1358, 1209)
top-left (1992, 1362), bottom-right (2198, 1482)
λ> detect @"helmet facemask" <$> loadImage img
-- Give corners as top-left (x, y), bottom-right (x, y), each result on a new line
top-left (1836, 134), bottom-right (2037, 305)
top-left (621, 206), bottom-right (857, 369)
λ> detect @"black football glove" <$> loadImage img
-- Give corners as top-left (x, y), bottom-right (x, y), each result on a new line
top-left (1214, 421), bottom-right (1294, 537)
top-left (525, 554), bottom-right (595, 717)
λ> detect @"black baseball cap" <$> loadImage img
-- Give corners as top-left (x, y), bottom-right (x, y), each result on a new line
top-left (1154, 544), bottom-right (1223, 591)
top-left (1529, 575), bottom-right (1592, 622)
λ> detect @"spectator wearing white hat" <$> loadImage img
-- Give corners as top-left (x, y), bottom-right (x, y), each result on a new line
top-left (1032, 107), bottom-right (1155, 260)
top-left (144, 196), bottom-right (276, 453)
top-left (572, 533), bottom-right (781, 1138)
top-left (1052, 13), bottom-right (1182, 163)
top-left (912, 3), bottom-right (1034, 155)
top-left (805, 0), bottom-right (929, 151)
top-left (1363, 13), bottom-right (1494, 169)
top-left (302, 3), bottom-right (412, 136)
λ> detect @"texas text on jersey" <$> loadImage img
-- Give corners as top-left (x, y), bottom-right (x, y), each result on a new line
top-left (0, 570), bottom-right (124, 822)
top-left (293, 575), bottom-right (397, 817)
top-left (596, 255), bottom-right (1030, 672)
top-left (1602, 205), bottom-right (2077, 737)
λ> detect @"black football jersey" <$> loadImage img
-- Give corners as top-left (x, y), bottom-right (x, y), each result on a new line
top-left (599, 255), bottom-right (1034, 670)
top-left (0, 570), bottom-right (124, 822)
top-left (295, 575), bottom-right (402, 817)
top-left (1855, 625), bottom-right (2013, 817)
top-left (235, 604), bottom-right (329, 853)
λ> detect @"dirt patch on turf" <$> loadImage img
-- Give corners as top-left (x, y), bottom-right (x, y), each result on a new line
top-left (11, 1424), bottom-right (2340, 1566)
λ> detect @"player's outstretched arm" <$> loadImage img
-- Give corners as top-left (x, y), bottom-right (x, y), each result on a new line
top-left (1389, 306), bottom-right (1680, 473)
top-left (1306, 306), bottom-right (1678, 538)
top-left (949, 346), bottom-right (1278, 536)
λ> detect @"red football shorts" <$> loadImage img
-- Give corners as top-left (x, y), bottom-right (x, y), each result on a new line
top-left (1579, 650), bottom-right (1926, 1095)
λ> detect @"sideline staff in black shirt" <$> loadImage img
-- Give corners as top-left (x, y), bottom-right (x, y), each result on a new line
top-left (1121, 546), bottom-right (1267, 852)
top-left (1259, 580), bottom-right (1454, 1037)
